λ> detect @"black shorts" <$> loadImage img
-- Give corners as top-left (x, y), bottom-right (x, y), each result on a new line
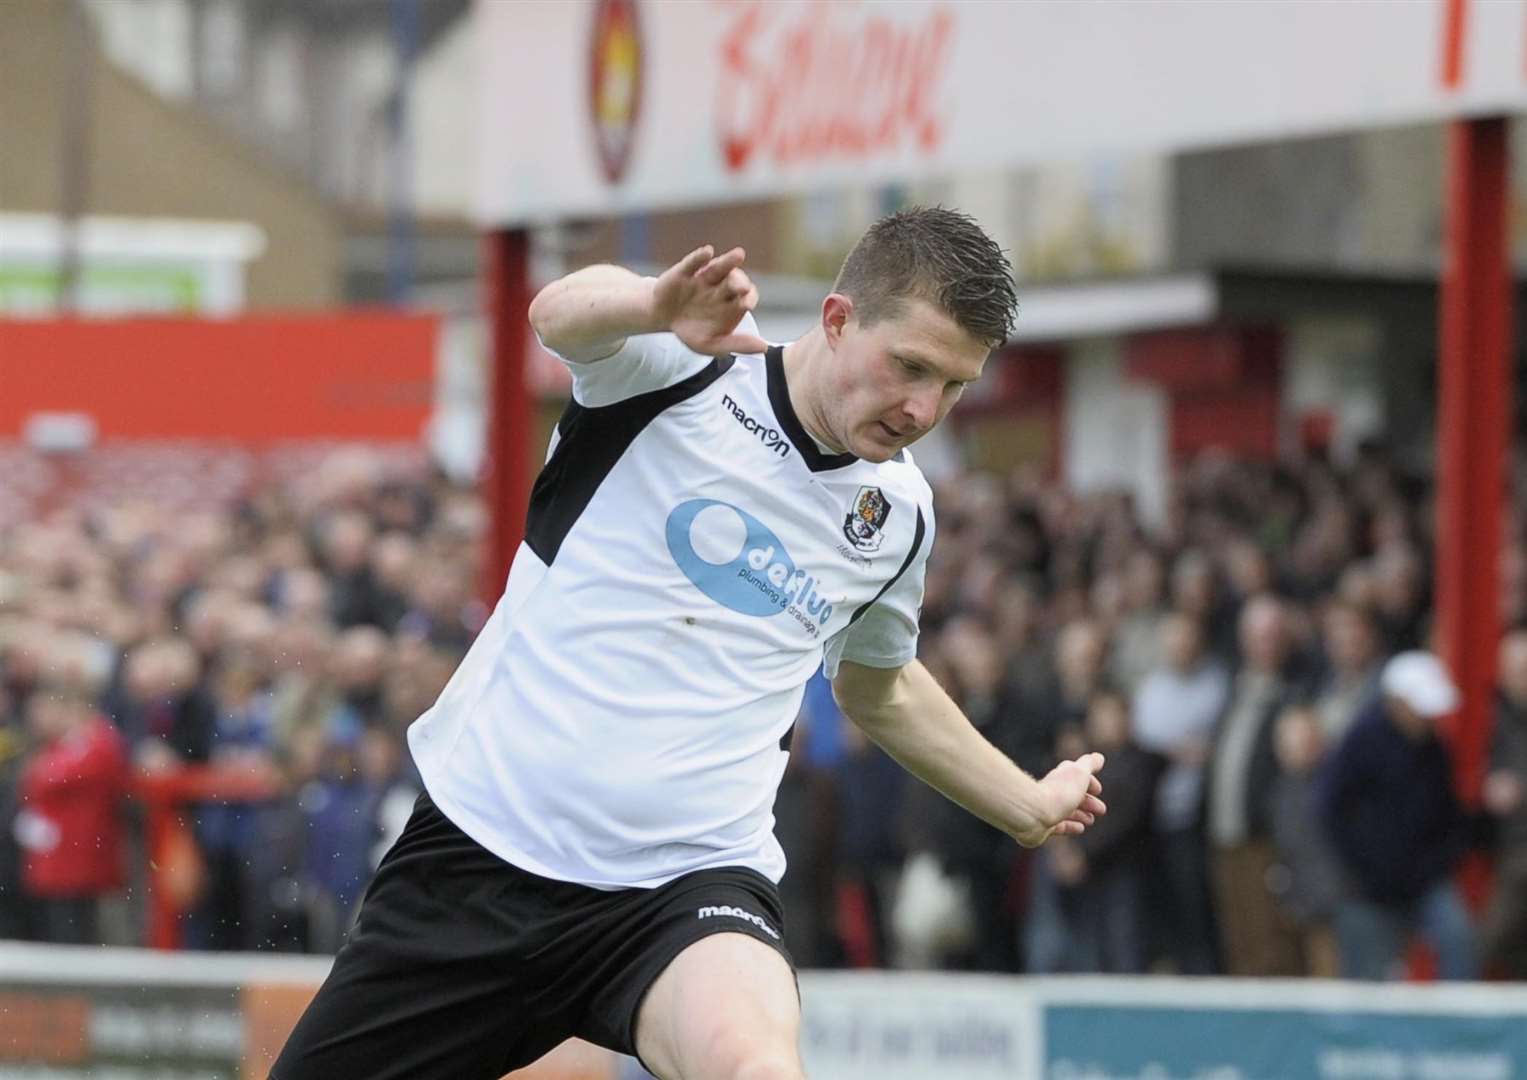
top-left (270, 791), bottom-right (794, 1080)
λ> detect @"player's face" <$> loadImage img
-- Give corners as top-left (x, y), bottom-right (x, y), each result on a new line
top-left (824, 297), bottom-right (990, 463)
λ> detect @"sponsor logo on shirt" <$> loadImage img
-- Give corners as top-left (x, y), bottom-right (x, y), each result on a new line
top-left (697, 904), bottom-right (781, 940)
top-left (666, 499), bottom-right (836, 636)
top-left (722, 394), bottom-right (790, 459)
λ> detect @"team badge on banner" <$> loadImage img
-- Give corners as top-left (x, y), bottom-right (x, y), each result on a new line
top-left (589, 0), bottom-right (643, 184)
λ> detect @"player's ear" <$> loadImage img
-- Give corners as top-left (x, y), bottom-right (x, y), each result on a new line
top-left (822, 294), bottom-right (853, 350)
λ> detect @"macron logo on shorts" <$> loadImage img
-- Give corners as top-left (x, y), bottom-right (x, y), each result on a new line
top-left (697, 904), bottom-right (780, 940)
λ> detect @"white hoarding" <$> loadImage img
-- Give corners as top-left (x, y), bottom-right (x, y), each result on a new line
top-left (475, 0), bottom-right (1527, 225)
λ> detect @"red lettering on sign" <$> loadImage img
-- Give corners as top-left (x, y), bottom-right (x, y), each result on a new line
top-left (1440, 0), bottom-right (1466, 89)
top-left (716, 1), bottom-right (954, 173)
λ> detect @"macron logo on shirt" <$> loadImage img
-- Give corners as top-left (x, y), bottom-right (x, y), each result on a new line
top-left (722, 394), bottom-right (790, 459)
top-left (697, 904), bottom-right (781, 940)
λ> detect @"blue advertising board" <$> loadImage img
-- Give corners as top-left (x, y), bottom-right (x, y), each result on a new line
top-left (1045, 1003), bottom-right (1524, 1080)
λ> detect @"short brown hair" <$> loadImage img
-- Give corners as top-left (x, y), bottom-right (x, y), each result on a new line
top-left (833, 206), bottom-right (1018, 347)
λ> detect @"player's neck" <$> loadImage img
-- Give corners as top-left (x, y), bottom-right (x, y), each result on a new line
top-left (781, 332), bottom-right (847, 455)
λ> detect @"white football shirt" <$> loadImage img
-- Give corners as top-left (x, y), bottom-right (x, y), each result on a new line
top-left (408, 315), bottom-right (935, 888)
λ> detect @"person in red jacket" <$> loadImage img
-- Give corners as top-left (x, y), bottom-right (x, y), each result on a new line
top-left (15, 679), bottom-right (127, 945)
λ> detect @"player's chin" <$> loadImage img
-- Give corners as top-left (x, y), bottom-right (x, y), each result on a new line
top-left (856, 426), bottom-right (908, 462)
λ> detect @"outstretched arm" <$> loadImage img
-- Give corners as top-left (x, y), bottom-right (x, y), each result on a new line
top-left (833, 659), bottom-right (1106, 848)
top-left (529, 245), bottom-right (768, 363)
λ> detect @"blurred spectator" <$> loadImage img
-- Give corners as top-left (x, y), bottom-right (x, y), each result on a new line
top-left (1319, 652), bottom-right (1479, 980)
top-left (1108, 550), bottom-right (1168, 695)
top-left (361, 726), bottom-right (420, 870)
top-left (187, 648), bottom-right (279, 950)
top-left (15, 677), bottom-right (127, 945)
top-left (398, 559), bottom-right (483, 653)
top-left (367, 532), bottom-right (417, 632)
top-left (1481, 629), bottom-right (1527, 978)
top-left (319, 510), bottom-right (382, 629)
top-left (898, 617), bottom-right (1021, 972)
top-left (109, 637), bottom-right (214, 767)
top-left (0, 622), bottom-right (36, 940)
top-left (1311, 600), bottom-right (1385, 742)
top-left (269, 618), bottom-right (339, 740)
top-left (300, 729), bottom-right (382, 952)
top-left (326, 626), bottom-right (390, 731)
top-left (775, 671), bottom-right (846, 969)
top-left (1170, 550), bottom-right (1236, 665)
top-left (1267, 705), bottom-right (1343, 977)
top-left (1132, 612), bottom-right (1230, 973)
top-left (1372, 544), bottom-right (1429, 654)
top-left (1286, 496), bottom-right (1357, 602)
top-left (1011, 618), bottom-right (1106, 782)
top-left (991, 577), bottom-right (1051, 707)
top-left (829, 691), bottom-right (907, 971)
top-left (1025, 687), bottom-right (1159, 974)
top-left (246, 726), bottom-right (326, 953)
top-left (1207, 593), bottom-right (1303, 975)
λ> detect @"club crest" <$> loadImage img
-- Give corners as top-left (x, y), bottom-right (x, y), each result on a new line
top-left (843, 486), bottom-right (891, 552)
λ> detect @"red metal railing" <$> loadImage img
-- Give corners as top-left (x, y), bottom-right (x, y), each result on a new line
top-left (130, 765), bottom-right (279, 950)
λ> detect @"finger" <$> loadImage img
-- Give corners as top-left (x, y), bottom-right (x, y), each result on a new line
top-left (699, 249), bottom-right (745, 286)
top-left (674, 245), bottom-right (714, 277)
top-left (1084, 751), bottom-right (1106, 773)
top-left (723, 266), bottom-right (752, 298)
top-left (1081, 794), bottom-right (1107, 816)
top-left (1088, 774), bottom-right (1103, 796)
top-left (699, 247), bottom-right (746, 285)
top-left (739, 283), bottom-right (760, 312)
top-left (1067, 810), bottom-right (1095, 827)
top-left (1051, 821), bottom-right (1082, 837)
top-left (716, 332), bottom-right (770, 356)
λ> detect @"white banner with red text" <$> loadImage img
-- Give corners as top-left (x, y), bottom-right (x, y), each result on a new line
top-left (475, 0), bottom-right (1527, 225)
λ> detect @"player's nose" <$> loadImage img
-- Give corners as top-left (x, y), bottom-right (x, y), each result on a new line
top-left (900, 390), bottom-right (939, 431)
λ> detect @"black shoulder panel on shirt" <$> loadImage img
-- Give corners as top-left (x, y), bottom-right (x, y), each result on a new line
top-left (846, 505), bottom-right (926, 627)
top-left (526, 355), bottom-right (736, 565)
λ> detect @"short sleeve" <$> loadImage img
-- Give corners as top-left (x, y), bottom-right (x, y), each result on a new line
top-left (823, 501), bottom-right (934, 679)
top-left (546, 312), bottom-right (762, 408)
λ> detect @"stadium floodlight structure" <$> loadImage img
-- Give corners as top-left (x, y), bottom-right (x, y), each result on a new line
top-left (472, 0), bottom-right (1527, 810)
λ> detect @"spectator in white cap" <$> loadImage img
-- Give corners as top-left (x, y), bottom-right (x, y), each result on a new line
top-left (1316, 650), bottom-right (1479, 980)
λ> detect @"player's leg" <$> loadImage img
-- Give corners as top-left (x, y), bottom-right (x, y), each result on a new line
top-left (270, 793), bottom-right (567, 1079)
top-left (270, 927), bottom-right (550, 1080)
top-left (633, 932), bottom-right (804, 1080)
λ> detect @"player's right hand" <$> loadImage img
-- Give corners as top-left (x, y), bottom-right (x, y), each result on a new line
top-left (651, 245), bottom-right (769, 357)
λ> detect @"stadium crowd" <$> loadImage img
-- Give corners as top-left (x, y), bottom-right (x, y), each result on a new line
top-left (777, 441), bottom-right (1527, 982)
top-left (2, 439), bottom-right (1526, 983)
top-left (0, 446), bottom-right (482, 953)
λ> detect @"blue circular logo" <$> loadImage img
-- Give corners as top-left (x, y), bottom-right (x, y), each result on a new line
top-left (665, 499), bottom-right (797, 617)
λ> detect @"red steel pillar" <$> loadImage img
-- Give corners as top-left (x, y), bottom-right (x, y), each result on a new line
top-left (1435, 116), bottom-right (1511, 808)
top-left (481, 228), bottom-right (535, 605)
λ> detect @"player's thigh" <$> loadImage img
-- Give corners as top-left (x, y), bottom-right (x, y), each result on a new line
top-left (271, 793), bottom-right (566, 1079)
top-left (634, 932), bottom-right (803, 1080)
top-left (269, 944), bottom-right (554, 1080)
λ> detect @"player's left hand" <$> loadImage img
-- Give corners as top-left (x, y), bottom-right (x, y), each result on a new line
top-left (1014, 751), bottom-right (1107, 848)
